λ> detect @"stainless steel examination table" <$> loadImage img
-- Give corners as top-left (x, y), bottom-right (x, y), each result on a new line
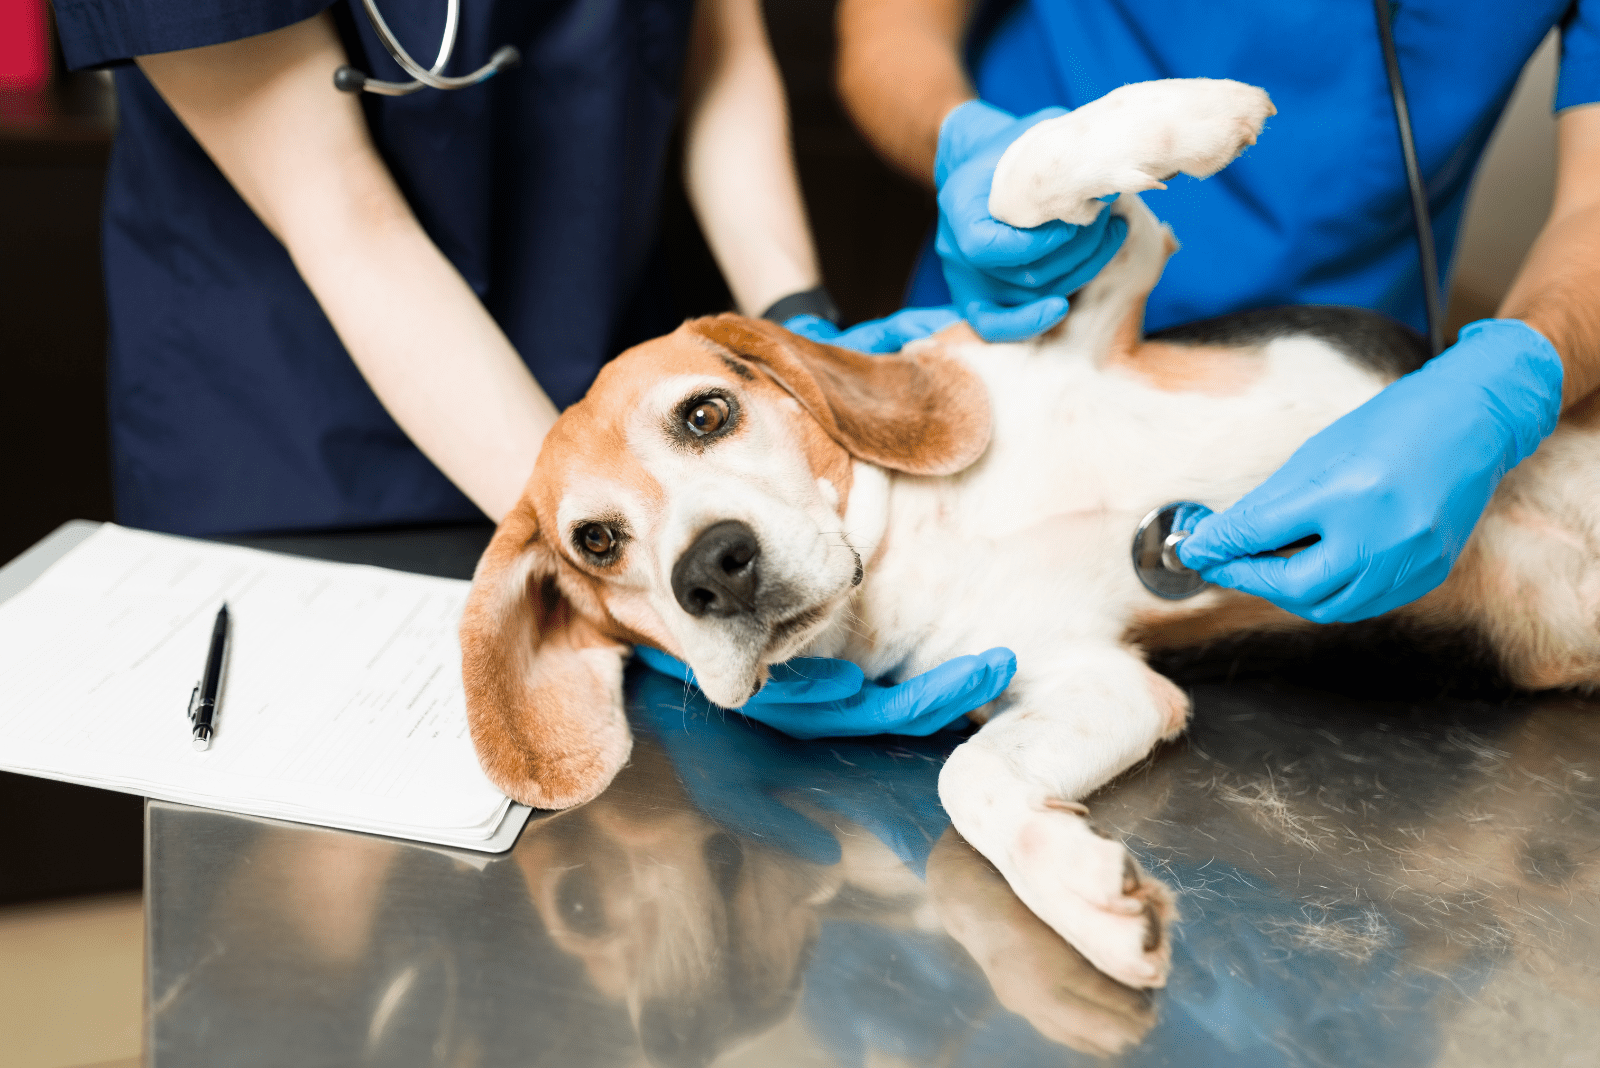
top-left (140, 527), bottom-right (1600, 1067)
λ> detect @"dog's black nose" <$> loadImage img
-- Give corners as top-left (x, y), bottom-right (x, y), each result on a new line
top-left (673, 521), bottom-right (760, 618)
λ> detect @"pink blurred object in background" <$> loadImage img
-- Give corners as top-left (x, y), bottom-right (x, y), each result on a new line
top-left (0, 0), bottom-right (50, 92)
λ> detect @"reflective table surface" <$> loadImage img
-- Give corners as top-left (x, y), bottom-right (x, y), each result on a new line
top-left (147, 666), bottom-right (1600, 1067)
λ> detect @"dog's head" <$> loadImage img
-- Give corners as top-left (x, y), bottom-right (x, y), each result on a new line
top-left (459, 314), bottom-right (989, 807)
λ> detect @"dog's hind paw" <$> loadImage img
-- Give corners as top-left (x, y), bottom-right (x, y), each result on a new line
top-left (991, 77), bottom-right (1276, 229)
top-left (1006, 800), bottom-right (1177, 988)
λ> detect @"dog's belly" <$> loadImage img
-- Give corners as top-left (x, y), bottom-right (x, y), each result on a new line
top-left (934, 333), bottom-right (1388, 536)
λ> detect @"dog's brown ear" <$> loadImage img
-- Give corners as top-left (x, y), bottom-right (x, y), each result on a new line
top-left (459, 502), bottom-right (631, 809)
top-left (691, 314), bottom-right (991, 476)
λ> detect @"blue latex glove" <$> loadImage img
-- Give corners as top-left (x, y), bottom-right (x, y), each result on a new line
top-left (632, 643), bottom-right (1015, 739)
top-left (784, 306), bottom-right (962, 354)
top-left (934, 99), bottom-right (1128, 343)
top-left (1177, 319), bottom-right (1564, 623)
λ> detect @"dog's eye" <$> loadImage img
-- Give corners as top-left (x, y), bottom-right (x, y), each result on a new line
top-left (684, 397), bottom-right (730, 437)
top-left (555, 867), bottom-right (606, 937)
top-left (578, 523), bottom-right (614, 556)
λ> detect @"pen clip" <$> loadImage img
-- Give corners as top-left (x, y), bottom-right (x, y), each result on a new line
top-left (188, 684), bottom-right (200, 723)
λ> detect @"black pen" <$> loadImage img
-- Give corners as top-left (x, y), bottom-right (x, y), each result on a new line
top-left (188, 604), bottom-right (230, 751)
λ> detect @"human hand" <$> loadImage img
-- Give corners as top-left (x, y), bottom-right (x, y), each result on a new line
top-left (784, 306), bottom-right (962, 354)
top-left (1177, 319), bottom-right (1564, 622)
top-left (935, 99), bottom-right (1128, 343)
top-left (632, 643), bottom-right (1015, 739)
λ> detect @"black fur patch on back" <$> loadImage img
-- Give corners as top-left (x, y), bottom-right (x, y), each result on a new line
top-left (1149, 306), bottom-right (1431, 381)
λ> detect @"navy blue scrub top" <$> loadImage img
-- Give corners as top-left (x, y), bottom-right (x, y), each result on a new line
top-left (54, 0), bottom-right (694, 537)
top-left (908, 1), bottom-right (1600, 337)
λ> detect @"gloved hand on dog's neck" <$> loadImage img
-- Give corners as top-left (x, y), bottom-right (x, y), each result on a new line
top-left (1179, 318), bottom-right (1565, 623)
top-left (633, 644), bottom-right (1016, 740)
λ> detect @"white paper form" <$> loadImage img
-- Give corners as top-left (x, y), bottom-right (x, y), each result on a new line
top-left (0, 525), bottom-right (514, 847)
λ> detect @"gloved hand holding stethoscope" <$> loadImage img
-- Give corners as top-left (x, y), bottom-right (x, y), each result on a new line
top-left (1145, 318), bottom-right (1564, 623)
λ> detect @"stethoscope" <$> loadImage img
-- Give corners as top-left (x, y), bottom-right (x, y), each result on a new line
top-left (1133, 0), bottom-right (1443, 600)
top-left (332, 0), bottom-right (520, 96)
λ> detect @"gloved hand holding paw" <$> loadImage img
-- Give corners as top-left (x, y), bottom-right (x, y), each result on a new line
top-left (934, 99), bottom-right (1128, 343)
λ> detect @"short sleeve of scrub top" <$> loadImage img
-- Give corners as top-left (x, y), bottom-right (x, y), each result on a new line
top-left (51, 0), bottom-right (695, 538)
top-left (1558, 0), bottom-right (1600, 110)
top-left (52, 1), bottom-right (335, 68)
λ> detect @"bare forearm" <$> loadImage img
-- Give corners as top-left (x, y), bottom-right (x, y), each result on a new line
top-left (836, 0), bottom-right (975, 185)
top-left (1499, 105), bottom-right (1600, 410)
top-left (1500, 209), bottom-right (1600, 409)
top-left (682, 0), bottom-right (819, 316)
top-left (290, 216), bottom-right (558, 520)
top-left (137, 15), bottom-right (556, 522)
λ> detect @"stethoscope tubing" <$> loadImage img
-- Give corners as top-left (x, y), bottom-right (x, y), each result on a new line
top-left (1373, 0), bottom-right (1445, 358)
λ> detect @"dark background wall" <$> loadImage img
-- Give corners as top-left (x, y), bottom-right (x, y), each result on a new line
top-left (0, 1), bottom-right (931, 904)
top-left (659, 3), bottom-right (936, 329)
top-left (0, 71), bottom-right (116, 571)
top-left (1, 34), bottom-right (135, 906)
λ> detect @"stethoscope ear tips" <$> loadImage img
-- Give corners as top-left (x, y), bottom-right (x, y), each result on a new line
top-left (1132, 501), bottom-right (1213, 600)
top-left (333, 66), bottom-right (369, 93)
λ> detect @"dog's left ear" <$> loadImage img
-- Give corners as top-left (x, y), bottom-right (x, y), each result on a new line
top-left (690, 314), bottom-right (991, 476)
top-left (459, 501), bottom-right (632, 810)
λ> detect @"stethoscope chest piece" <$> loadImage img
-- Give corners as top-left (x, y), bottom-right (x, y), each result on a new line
top-left (1132, 501), bottom-right (1211, 600)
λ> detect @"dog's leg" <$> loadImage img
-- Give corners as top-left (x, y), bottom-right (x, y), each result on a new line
top-left (939, 642), bottom-right (1187, 988)
top-left (988, 79), bottom-right (1275, 361)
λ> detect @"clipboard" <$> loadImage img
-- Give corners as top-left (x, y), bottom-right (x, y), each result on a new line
top-left (0, 521), bottom-right (532, 853)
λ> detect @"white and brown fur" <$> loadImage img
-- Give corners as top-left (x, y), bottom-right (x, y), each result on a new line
top-left (460, 79), bottom-right (1600, 989)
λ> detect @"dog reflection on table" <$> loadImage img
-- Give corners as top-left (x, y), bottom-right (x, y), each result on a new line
top-left (183, 723), bottom-right (1154, 1066)
top-left (515, 721), bottom-right (1156, 1065)
top-left (515, 737), bottom-right (827, 1064)
top-left (508, 685), bottom-right (1600, 1064)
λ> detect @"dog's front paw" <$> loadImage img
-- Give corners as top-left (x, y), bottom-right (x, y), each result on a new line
top-left (1126, 77), bottom-right (1276, 182)
top-left (991, 77), bottom-right (1275, 229)
top-left (1006, 800), bottom-right (1177, 988)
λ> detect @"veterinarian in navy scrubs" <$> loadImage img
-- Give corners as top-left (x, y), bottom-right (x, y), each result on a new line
top-left (54, 0), bottom-right (785, 534)
top-left (837, 0), bottom-right (1600, 625)
top-left (51, 0), bottom-right (1013, 736)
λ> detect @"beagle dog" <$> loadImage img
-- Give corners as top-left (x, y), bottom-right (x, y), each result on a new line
top-left (460, 79), bottom-right (1600, 988)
